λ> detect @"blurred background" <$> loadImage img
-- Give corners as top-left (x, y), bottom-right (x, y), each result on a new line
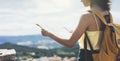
top-left (0, 0), bottom-right (119, 61)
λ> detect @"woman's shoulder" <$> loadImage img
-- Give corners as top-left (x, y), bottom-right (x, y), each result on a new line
top-left (79, 12), bottom-right (95, 26)
top-left (81, 12), bottom-right (94, 18)
top-left (81, 12), bottom-right (94, 20)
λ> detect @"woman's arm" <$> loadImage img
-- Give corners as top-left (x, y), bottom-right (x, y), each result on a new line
top-left (41, 14), bottom-right (90, 48)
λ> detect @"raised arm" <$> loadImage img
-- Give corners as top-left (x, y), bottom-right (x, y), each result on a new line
top-left (40, 14), bottom-right (90, 48)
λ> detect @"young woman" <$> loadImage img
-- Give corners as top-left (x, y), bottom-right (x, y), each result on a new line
top-left (39, 0), bottom-right (111, 61)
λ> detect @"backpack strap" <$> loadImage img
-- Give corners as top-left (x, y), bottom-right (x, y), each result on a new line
top-left (88, 10), bottom-right (105, 31)
top-left (89, 9), bottom-right (119, 54)
top-left (84, 32), bottom-right (94, 61)
top-left (89, 9), bottom-right (120, 41)
top-left (93, 13), bottom-right (100, 30)
top-left (84, 32), bottom-right (88, 61)
top-left (89, 9), bottom-right (113, 26)
top-left (84, 32), bottom-right (94, 51)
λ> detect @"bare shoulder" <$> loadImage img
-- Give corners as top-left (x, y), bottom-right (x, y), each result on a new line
top-left (81, 13), bottom-right (94, 19)
top-left (80, 13), bottom-right (94, 23)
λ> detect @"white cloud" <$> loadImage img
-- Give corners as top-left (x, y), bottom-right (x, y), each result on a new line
top-left (111, 11), bottom-right (120, 24)
top-left (0, 0), bottom-right (84, 36)
top-left (37, 46), bottom-right (49, 49)
top-left (17, 41), bottom-right (33, 46)
top-left (112, 12), bottom-right (120, 19)
top-left (52, 0), bottom-right (72, 9)
top-left (0, 0), bottom-right (119, 37)
top-left (0, 23), bottom-right (39, 36)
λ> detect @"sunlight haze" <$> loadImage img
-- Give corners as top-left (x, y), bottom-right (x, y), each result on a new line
top-left (0, 0), bottom-right (119, 38)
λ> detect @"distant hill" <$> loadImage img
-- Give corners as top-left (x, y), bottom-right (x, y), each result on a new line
top-left (0, 43), bottom-right (79, 57)
top-left (0, 34), bottom-right (61, 49)
top-left (0, 34), bottom-right (79, 57)
top-left (0, 43), bottom-right (43, 52)
top-left (0, 34), bottom-right (46, 43)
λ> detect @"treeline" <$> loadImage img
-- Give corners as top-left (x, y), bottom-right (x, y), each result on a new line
top-left (0, 43), bottom-right (79, 58)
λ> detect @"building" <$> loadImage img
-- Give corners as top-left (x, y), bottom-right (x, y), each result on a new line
top-left (0, 49), bottom-right (16, 61)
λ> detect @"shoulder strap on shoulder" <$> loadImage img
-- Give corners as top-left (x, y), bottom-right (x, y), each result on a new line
top-left (89, 10), bottom-right (120, 52)
top-left (88, 9), bottom-right (113, 26)
top-left (89, 9), bottom-right (120, 40)
top-left (88, 10), bottom-right (100, 30)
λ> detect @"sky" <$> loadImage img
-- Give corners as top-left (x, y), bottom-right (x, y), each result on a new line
top-left (0, 0), bottom-right (120, 38)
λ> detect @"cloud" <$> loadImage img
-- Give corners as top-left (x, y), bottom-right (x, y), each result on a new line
top-left (17, 41), bottom-right (33, 46)
top-left (112, 11), bottom-right (120, 19)
top-left (0, 0), bottom-right (119, 36)
top-left (37, 46), bottom-right (49, 49)
top-left (52, 0), bottom-right (72, 9)
top-left (0, 0), bottom-right (84, 36)
top-left (111, 11), bottom-right (120, 24)
top-left (0, 23), bottom-right (39, 36)
top-left (111, 0), bottom-right (120, 11)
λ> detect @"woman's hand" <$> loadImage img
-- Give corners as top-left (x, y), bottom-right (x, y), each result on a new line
top-left (36, 24), bottom-right (51, 36)
top-left (41, 29), bottom-right (51, 36)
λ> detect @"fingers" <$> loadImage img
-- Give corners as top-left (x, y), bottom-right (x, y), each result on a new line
top-left (36, 24), bottom-right (43, 29)
top-left (41, 29), bottom-right (45, 36)
top-left (36, 24), bottom-right (46, 36)
top-left (36, 24), bottom-right (51, 36)
top-left (41, 29), bottom-right (49, 36)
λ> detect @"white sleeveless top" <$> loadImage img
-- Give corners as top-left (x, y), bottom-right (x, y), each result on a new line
top-left (78, 31), bottom-right (102, 50)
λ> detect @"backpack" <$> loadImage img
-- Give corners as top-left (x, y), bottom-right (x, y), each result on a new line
top-left (89, 9), bottom-right (119, 61)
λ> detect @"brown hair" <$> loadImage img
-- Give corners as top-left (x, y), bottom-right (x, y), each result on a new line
top-left (91, 0), bottom-right (111, 11)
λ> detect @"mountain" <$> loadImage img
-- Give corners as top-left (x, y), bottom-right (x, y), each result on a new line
top-left (0, 43), bottom-right (51, 57)
top-left (0, 43), bottom-right (42, 52)
top-left (0, 43), bottom-right (79, 57)
top-left (0, 34), bottom-right (62, 49)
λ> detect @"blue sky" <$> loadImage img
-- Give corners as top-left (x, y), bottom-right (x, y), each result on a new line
top-left (0, 0), bottom-right (120, 38)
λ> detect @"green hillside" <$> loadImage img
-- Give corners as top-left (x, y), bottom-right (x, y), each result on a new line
top-left (0, 43), bottom-right (79, 58)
